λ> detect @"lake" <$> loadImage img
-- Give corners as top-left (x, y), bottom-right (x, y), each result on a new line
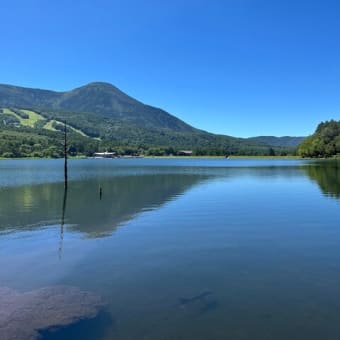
top-left (0, 158), bottom-right (339, 340)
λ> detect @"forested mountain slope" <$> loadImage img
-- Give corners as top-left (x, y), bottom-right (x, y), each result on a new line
top-left (0, 82), bottom-right (302, 157)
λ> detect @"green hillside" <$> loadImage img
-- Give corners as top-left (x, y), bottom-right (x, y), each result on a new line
top-left (0, 82), bottom-right (303, 158)
top-left (297, 120), bottom-right (340, 158)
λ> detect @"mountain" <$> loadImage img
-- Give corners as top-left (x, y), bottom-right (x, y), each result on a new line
top-left (248, 136), bottom-right (305, 148)
top-left (0, 82), bottom-right (194, 132)
top-left (0, 82), bottom-right (300, 158)
top-left (297, 120), bottom-right (340, 157)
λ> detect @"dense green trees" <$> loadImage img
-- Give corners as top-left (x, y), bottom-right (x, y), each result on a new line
top-left (0, 123), bottom-right (298, 158)
top-left (0, 126), bottom-right (99, 158)
top-left (0, 114), bottom-right (20, 126)
top-left (1, 106), bottom-right (300, 158)
top-left (297, 120), bottom-right (340, 158)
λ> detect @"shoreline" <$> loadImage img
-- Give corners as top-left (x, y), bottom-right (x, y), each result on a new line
top-left (0, 155), bottom-right (310, 161)
top-left (1, 155), bottom-right (338, 161)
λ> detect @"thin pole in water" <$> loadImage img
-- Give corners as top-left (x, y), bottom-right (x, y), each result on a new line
top-left (59, 186), bottom-right (68, 260)
top-left (64, 120), bottom-right (68, 189)
top-left (59, 120), bottom-right (68, 259)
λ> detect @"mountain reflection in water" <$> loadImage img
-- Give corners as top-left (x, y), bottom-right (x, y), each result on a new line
top-left (0, 174), bottom-right (208, 237)
top-left (1, 160), bottom-right (339, 241)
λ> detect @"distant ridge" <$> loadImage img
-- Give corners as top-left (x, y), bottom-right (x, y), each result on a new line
top-left (248, 136), bottom-right (305, 148)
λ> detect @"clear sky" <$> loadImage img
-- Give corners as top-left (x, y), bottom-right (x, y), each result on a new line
top-left (1, 0), bottom-right (339, 137)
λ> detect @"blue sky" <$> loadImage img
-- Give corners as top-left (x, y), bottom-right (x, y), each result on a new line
top-left (1, 0), bottom-right (339, 137)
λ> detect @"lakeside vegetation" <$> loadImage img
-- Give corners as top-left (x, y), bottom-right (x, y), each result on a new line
top-left (0, 127), bottom-right (297, 159)
top-left (297, 120), bottom-right (340, 158)
top-left (0, 107), bottom-right (298, 158)
top-left (0, 103), bottom-right (337, 160)
top-left (0, 105), bottom-right (299, 158)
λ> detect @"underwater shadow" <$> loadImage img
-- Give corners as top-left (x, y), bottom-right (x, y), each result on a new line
top-left (39, 309), bottom-right (113, 340)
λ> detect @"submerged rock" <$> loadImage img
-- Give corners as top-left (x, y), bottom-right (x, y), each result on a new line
top-left (0, 285), bottom-right (105, 340)
top-left (179, 291), bottom-right (213, 308)
top-left (178, 291), bottom-right (218, 314)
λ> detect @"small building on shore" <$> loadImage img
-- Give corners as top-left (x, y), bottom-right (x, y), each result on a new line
top-left (178, 150), bottom-right (193, 156)
top-left (93, 151), bottom-right (117, 158)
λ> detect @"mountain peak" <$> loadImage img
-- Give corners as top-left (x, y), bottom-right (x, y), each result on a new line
top-left (81, 81), bottom-right (118, 89)
top-left (72, 82), bottom-right (123, 95)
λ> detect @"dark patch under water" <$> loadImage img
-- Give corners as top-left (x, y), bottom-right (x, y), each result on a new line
top-left (179, 291), bottom-right (213, 307)
top-left (0, 285), bottom-right (105, 340)
top-left (179, 291), bottom-right (218, 314)
top-left (39, 310), bottom-right (113, 340)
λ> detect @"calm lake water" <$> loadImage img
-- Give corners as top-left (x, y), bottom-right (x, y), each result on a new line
top-left (0, 158), bottom-right (339, 340)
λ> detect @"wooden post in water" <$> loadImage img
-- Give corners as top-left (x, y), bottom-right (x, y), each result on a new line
top-left (59, 186), bottom-right (68, 259)
top-left (59, 120), bottom-right (68, 259)
top-left (64, 120), bottom-right (68, 189)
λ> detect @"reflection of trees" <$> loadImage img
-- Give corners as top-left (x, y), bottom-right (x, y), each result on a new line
top-left (303, 161), bottom-right (340, 199)
top-left (0, 174), bottom-right (207, 238)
